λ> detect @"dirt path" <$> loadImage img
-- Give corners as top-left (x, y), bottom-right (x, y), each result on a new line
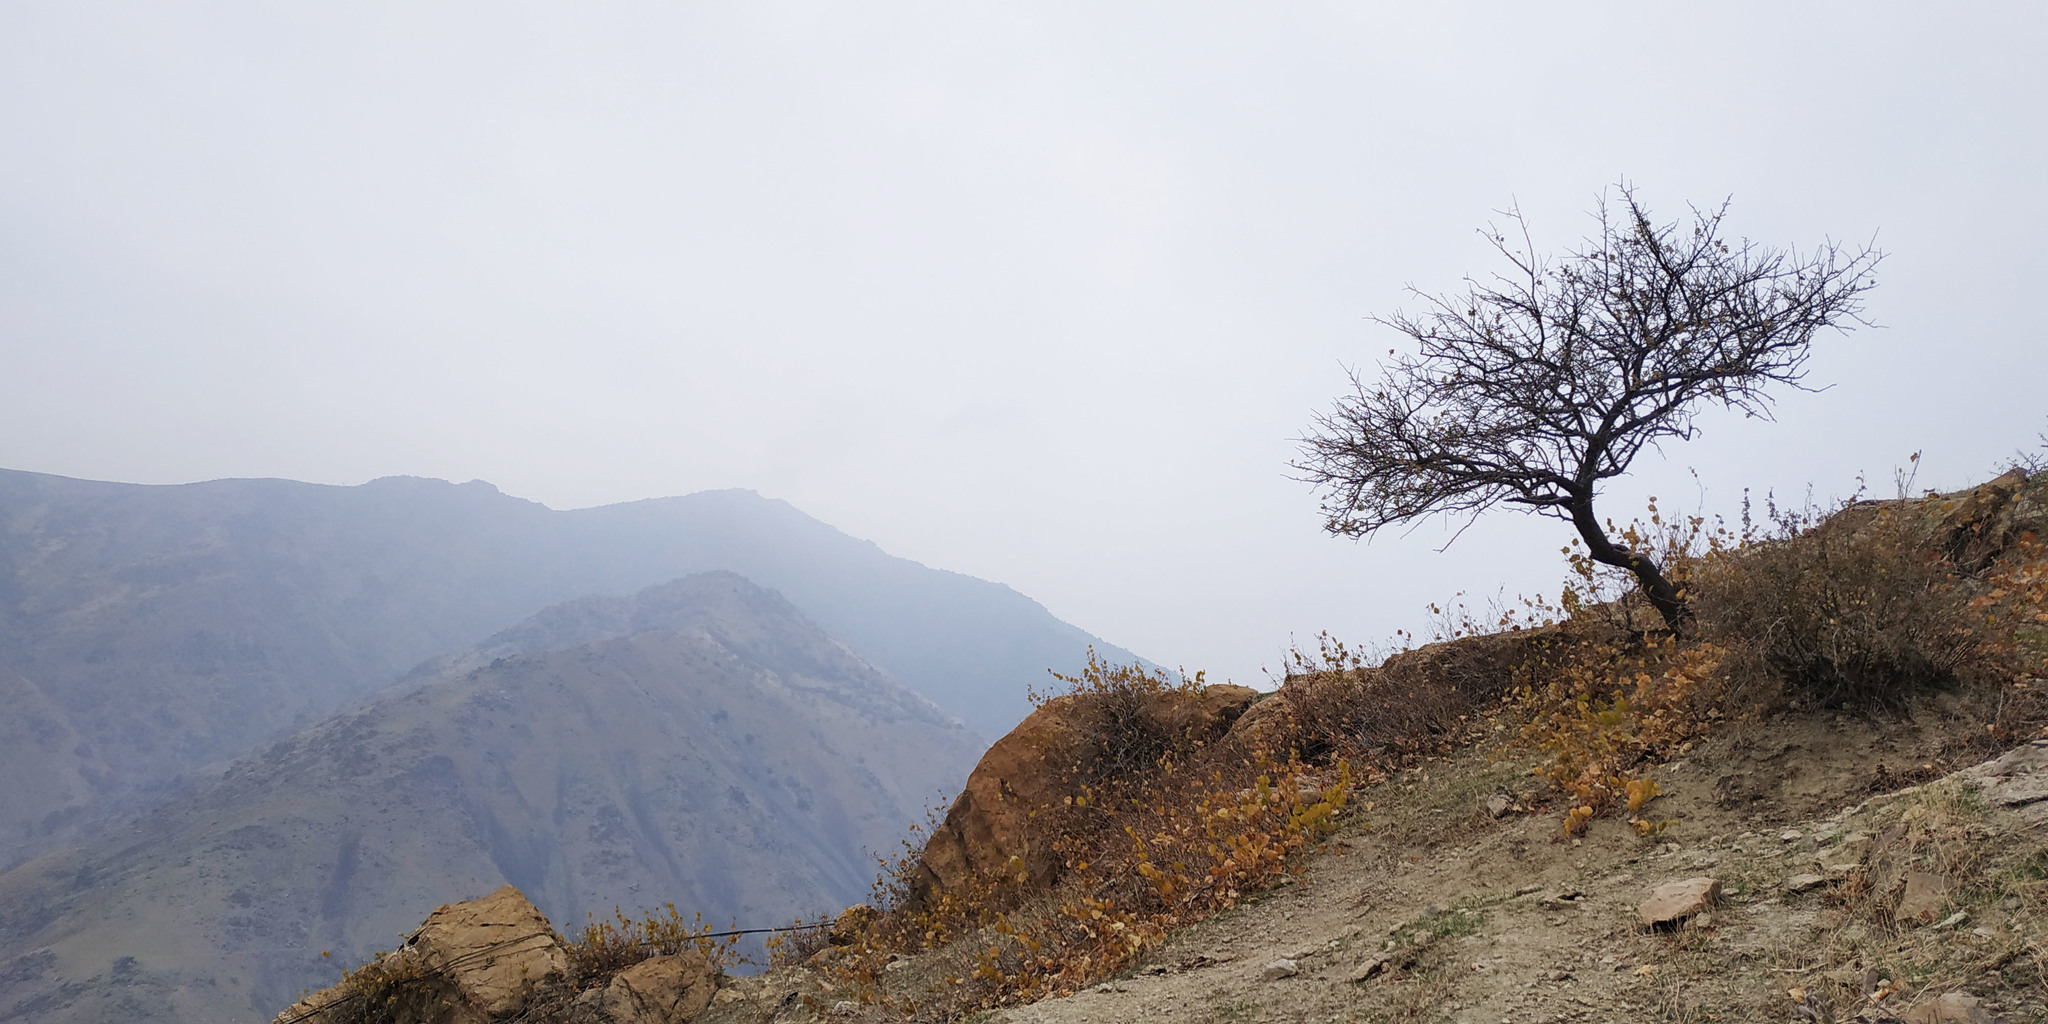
top-left (980, 718), bottom-right (2048, 1024)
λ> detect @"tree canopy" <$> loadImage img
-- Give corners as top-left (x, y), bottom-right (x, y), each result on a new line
top-left (1294, 185), bottom-right (1882, 631)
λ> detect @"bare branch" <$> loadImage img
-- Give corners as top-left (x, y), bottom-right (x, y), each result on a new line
top-left (1293, 183), bottom-right (1882, 632)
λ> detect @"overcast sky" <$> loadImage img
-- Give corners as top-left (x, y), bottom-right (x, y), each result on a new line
top-left (3, 4), bottom-right (2044, 687)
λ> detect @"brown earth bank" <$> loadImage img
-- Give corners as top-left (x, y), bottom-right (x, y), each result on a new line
top-left (278, 469), bottom-right (2048, 1023)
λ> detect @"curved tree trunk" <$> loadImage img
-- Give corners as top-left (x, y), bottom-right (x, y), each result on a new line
top-left (1567, 496), bottom-right (1693, 635)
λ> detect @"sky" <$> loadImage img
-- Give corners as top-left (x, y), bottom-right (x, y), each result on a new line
top-left (3, 3), bottom-right (2044, 688)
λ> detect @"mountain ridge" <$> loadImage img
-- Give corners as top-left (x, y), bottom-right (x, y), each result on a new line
top-left (0, 572), bottom-right (982, 1024)
top-left (0, 467), bottom-right (1137, 867)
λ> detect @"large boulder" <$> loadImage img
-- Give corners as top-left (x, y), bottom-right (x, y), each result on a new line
top-left (405, 884), bottom-right (569, 1018)
top-left (591, 953), bottom-right (717, 1024)
top-left (272, 885), bottom-right (569, 1024)
top-left (914, 684), bottom-right (1258, 896)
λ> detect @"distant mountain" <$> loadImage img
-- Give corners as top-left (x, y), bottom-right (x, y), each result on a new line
top-left (0, 573), bottom-right (982, 1024)
top-left (0, 468), bottom-right (1137, 866)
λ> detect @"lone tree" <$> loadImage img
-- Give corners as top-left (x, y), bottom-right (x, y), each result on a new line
top-left (1294, 185), bottom-right (1881, 633)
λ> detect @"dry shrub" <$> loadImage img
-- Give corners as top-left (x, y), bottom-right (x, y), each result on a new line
top-left (1027, 650), bottom-right (1207, 778)
top-left (562, 904), bottom-right (738, 985)
top-left (1508, 628), bottom-right (1724, 835)
top-left (1691, 497), bottom-right (1992, 707)
top-left (815, 655), bottom-right (1362, 1016)
top-left (294, 948), bottom-right (448, 1024)
top-left (1283, 626), bottom-right (1577, 762)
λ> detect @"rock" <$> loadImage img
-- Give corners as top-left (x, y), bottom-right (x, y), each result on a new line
top-left (1780, 829), bottom-right (1803, 843)
top-left (915, 683), bottom-right (1259, 896)
top-left (1903, 990), bottom-right (1998, 1023)
top-left (271, 885), bottom-right (570, 1024)
top-left (1816, 831), bottom-right (1871, 873)
top-left (1939, 468), bottom-right (2030, 570)
top-left (1636, 877), bottom-right (1719, 930)
top-left (1262, 958), bottom-right (1300, 980)
top-left (598, 953), bottom-right (718, 1024)
top-left (1486, 794), bottom-right (1514, 818)
top-left (832, 999), bottom-right (860, 1015)
top-left (1782, 873), bottom-right (1831, 893)
top-left (1870, 824), bottom-right (1910, 893)
top-left (403, 884), bottom-right (569, 1020)
top-left (1350, 957), bottom-right (1389, 983)
top-left (1897, 871), bottom-right (1952, 925)
top-left (1966, 738), bottom-right (2048, 822)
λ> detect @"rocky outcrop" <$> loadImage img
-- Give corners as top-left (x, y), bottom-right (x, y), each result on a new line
top-left (408, 885), bottom-right (569, 1018)
top-left (576, 954), bottom-right (717, 1024)
top-left (914, 684), bottom-right (1259, 896)
top-left (273, 886), bottom-right (720, 1024)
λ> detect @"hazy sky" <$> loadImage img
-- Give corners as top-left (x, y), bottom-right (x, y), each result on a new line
top-left (4, 4), bottom-right (2044, 687)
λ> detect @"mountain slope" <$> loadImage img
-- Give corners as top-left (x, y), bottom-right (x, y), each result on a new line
top-left (0, 469), bottom-right (1134, 865)
top-left (0, 572), bottom-right (980, 1024)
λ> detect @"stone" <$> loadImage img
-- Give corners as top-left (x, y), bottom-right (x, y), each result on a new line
top-left (1636, 877), bottom-right (1719, 929)
top-left (404, 884), bottom-right (569, 1020)
top-left (1896, 872), bottom-right (1952, 925)
top-left (598, 953), bottom-right (717, 1024)
top-left (1782, 873), bottom-right (1831, 893)
top-left (1816, 831), bottom-right (1872, 873)
top-left (1936, 911), bottom-right (1970, 930)
top-left (1486, 794), bottom-right (1514, 818)
top-left (1780, 830), bottom-right (1803, 843)
top-left (1343, 954), bottom-right (1392, 978)
top-left (1262, 958), bottom-right (1300, 980)
top-left (273, 885), bottom-right (572, 1024)
top-left (1902, 991), bottom-right (1997, 1023)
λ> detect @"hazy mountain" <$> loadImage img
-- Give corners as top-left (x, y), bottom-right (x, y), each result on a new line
top-left (0, 468), bottom-right (1135, 866)
top-left (0, 572), bottom-right (981, 1024)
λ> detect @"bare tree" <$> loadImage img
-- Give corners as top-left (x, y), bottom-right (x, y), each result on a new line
top-left (1294, 185), bottom-right (1882, 633)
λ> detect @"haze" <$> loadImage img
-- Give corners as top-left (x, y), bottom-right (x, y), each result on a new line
top-left (3, 4), bottom-right (2043, 686)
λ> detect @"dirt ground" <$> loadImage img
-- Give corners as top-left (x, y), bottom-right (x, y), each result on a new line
top-left (958, 710), bottom-right (2048, 1024)
top-left (699, 701), bottom-right (2048, 1024)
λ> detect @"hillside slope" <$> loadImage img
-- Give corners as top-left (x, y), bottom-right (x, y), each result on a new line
top-left (0, 573), bottom-right (981, 1024)
top-left (0, 469), bottom-right (1134, 866)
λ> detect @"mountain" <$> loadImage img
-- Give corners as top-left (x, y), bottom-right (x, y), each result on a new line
top-left (0, 468), bottom-right (1136, 866)
top-left (0, 572), bottom-right (982, 1024)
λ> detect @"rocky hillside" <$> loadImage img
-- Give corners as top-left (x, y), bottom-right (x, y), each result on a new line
top-left (0, 573), bottom-right (982, 1024)
top-left (0, 469), bottom-right (1136, 867)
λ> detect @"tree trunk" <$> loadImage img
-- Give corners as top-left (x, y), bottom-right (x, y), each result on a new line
top-left (1567, 496), bottom-right (1693, 635)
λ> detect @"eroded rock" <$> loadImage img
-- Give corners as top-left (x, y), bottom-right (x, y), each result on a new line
top-left (1896, 871), bottom-right (1953, 925)
top-left (1261, 958), bottom-right (1300, 981)
top-left (597, 954), bottom-right (717, 1024)
top-left (1636, 877), bottom-right (1719, 930)
top-left (271, 885), bottom-right (568, 1024)
top-left (914, 684), bottom-right (1259, 896)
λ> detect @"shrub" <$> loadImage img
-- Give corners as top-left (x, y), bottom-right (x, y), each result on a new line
top-left (1691, 497), bottom-right (1989, 706)
top-left (1510, 634), bottom-right (1724, 835)
top-left (562, 904), bottom-right (739, 984)
top-left (1027, 649), bottom-right (1207, 779)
